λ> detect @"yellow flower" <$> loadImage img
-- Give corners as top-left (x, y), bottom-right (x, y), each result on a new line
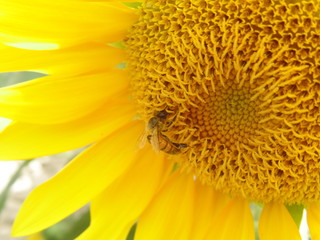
top-left (0, 0), bottom-right (320, 239)
top-left (27, 233), bottom-right (45, 240)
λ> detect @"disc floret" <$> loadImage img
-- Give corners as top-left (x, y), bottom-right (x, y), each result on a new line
top-left (126, 0), bottom-right (320, 204)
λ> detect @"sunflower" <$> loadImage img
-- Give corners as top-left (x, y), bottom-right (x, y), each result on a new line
top-left (1, 0), bottom-right (320, 239)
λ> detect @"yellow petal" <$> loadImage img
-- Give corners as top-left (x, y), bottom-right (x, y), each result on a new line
top-left (307, 202), bottom-right (320, 240)
top-left (259, 202), bottom-right (301, 240)
top-left (0, 96), bottom-right (136, 160)
top-left (12, 121), bottom-right (143, 236)
top-left (26, 234), bottom-right (44, 240)
top-left (102, 0), bottom-right (142, 2)
top-left (0, 69), bottom-right (129, 124)
top-left (205, 198), bottom-right (255, 240)
top-left (78, 147), bottom-right (173, 240)
top-left (0, 43), bottom-right (125, 75)
top-left (191, 184), bottom-right (228, 240)
top-left (135, 172), bottom-right (195, 240)
top-left (87, 0), bottom-right (141, 1)
top-left (0, 1), bottom-right (137, 48)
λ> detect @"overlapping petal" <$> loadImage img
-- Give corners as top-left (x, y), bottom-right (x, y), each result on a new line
top-left (0, 1), bottom-right (137, 49)
top-left (191, 185), bottom-right (228, 240)
top-left (135, 172), bottom-right (195, 240)
top-left (0, 94), bottom-right (136, 160)
top-left (259, 203), bottom-right (301, 240)
top-left (307, 202), bottom-right (320, 240)
top-left (0, 43), bottom-right (125, 75)
top-left (0, 69), bottom-right (129, 124)
top-left (78, 148), bottom-right (173, 240)
top-left (26, 234), bottom-right (44, 240)
top-left (12, 121), bottom-right (143, 236)
top-left (205, 198), bottom-right (255, 240)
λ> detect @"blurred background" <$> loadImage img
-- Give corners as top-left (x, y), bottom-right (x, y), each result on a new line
top-left (0, 72), bottom-right (311, 240)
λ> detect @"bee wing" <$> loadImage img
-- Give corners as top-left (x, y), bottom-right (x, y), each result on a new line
top-left (136, 130), bottom-right (148, 150)
top-left (150, 128), bottom-right (160, 153)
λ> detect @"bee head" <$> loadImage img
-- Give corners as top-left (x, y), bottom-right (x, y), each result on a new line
top-left (156, 109), bottom-right (168, 120)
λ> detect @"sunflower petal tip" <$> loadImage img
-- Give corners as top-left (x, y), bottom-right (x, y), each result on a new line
top-left (11, 217), bottom-right (29, 237)
top-left (10, 196), bottom-right (46, 237)
top-left (11, 212), bottom-right (45, 237)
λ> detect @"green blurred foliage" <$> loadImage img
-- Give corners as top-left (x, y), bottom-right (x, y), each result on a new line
top-left (41, 213), bottom-right (136, 240)
top-left (126, 223), bottom-right (137, 240)
top-left (251, 203), bottom-right (262, 240)
top-left (109, 41), bottom-right (126, 49)
top-left (286, 204), bottom-right (304, 228)
top-left (0, 71), bottom-right (45, 87)
top-left (123, 2), bottom-right (142, 9)
top-left (42, 209), bottom-right (90, 240)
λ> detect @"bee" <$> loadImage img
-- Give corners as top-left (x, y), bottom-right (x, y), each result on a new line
top-left (138, 109), bottom-right (188, 154)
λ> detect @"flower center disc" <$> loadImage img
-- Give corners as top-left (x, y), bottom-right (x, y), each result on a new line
top-left (126, 0), bottom-right (320, 204)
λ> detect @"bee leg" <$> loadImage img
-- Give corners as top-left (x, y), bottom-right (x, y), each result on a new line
top-left (178, 143), bottom-right (188, 149)
top-left (172, 142), bottom-right (188, 149)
